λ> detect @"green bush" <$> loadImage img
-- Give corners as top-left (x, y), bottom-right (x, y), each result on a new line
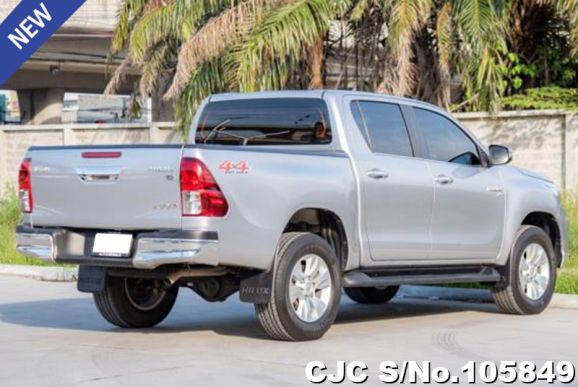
top-left (502, 87), bottom-right (578, 111)
top-left (558, 192), bottom-right (578, 294)
top-left (0, 189), bottom-right (50, 266)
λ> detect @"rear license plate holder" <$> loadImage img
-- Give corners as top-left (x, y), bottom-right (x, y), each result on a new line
top-left (92, 233), bottom-right (133, 257)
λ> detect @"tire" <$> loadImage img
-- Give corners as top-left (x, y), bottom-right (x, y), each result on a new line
top-left (344, 286), bottom-right (400, 304)
top-left (93, 276), bottom-right (178, 328)
top-left (255, 232), bottom-right (342, 341)
top-left (492, 225), bottom-right (557, 315)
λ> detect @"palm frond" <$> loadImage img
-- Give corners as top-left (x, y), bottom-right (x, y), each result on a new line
top-left (129, 0), bottom-right (234, 63)
top-left (139, 42), bottom-right (174, 96)
top-left (452, 0), bottom-right (503, 50)
top-left (385, 0), bottom-right (433, 95)
top-left (551, 0), bottom-right (578, 54)
top-left (436, 1), bottom-right (452, 71)
top-left (166, 0), bottom-right (277, 99)
top-left (129, 0), bottom-right (178, 63)
top-left (452, 0), bottom-right (508, 111)
top-left (104, 57), bottom-right (132, 95)
top-left (111, 0), bottom-right (149, 54)
top-left (229, 0), bottom-right (335, 92)
top-left (388, 0), bottom-right (432, 55)
top-left (469, 44), bottom-right (505, 112)
top-left (175, 57), bottom-right (228, 134)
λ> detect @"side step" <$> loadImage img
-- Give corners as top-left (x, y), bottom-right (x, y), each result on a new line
top-left (343, 266), bottom-right (501, 288)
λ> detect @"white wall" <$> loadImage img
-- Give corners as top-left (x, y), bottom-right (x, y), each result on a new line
top-left (457, 110), bottom-right (577, 190)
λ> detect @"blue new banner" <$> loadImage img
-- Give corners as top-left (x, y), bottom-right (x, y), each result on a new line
top-left (0, 0), bottom-right (86, 86)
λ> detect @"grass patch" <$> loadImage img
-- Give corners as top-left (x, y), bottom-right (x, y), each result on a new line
top-left (557, 269), bottom-right (578, 295)
top-left (0, 190), bottom-right (52, 266)
top-left (557, 192), bottom-right (578, 294)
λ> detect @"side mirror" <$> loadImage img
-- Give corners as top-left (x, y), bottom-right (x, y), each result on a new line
top-left (489, 145), bottom-right (513, 166)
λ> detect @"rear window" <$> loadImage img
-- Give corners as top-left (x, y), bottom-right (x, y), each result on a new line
top-left (195, 98), bottom-right (332, 145)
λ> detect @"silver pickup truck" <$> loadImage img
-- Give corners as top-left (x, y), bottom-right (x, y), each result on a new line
top-left (16, 90), bottom-right (568, 341)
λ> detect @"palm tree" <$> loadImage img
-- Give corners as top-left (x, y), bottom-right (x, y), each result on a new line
top-left (106, 0), bottom-right (344, 130)
top-left (557, 0), bottom-right (578, 52)
top-left (106, 0), bottom-right (578, 133)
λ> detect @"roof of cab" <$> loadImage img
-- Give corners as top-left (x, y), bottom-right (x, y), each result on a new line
top-left (208, 89), bottom-right (441, 111)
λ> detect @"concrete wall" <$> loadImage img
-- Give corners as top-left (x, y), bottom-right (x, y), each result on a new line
top-left (457, 110), bottom-right (577, 191)
top-left (0, 122), bottom-right (180, 196)
top-left (0, 110), bottom-right (576, 196)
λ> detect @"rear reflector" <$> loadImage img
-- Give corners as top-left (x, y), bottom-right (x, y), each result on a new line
top-left (180, 157), bottom-right (228, 217)
top-left (18, 158), bottom-right (33, 213)
top-left (82, 152), bottom-right (122, 158)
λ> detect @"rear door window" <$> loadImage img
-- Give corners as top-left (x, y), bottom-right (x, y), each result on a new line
top-left (195, 98), bottom-right (331, 145)
top-left (351, 101), bottom-right (413, 157)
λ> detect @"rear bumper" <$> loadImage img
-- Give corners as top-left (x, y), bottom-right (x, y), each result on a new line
top-left (15, 225), bottom-right (219, 269)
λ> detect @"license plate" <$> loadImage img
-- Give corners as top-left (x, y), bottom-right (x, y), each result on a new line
top-left (92, 233), bottom-right (133, 257)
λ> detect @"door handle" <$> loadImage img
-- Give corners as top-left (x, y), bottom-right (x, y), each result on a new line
top-left (434, 174), bottom-right (453, 185)
top-left (366, 169), bottom-right (389, 180)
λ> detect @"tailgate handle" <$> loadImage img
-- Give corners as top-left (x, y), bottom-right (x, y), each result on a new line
top-left (76, 167), bottom-right (121, 182)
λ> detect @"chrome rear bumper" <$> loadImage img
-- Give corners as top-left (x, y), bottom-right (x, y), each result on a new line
top-left (15, 225), bottom-right (218, 269)
top-left (133, 235), bottom-right (218, 269)
top-left (16, 232), bottom-right (54, 261)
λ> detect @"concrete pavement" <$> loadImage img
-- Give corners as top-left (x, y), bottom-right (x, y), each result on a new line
top-left (0, 264), bottom-right (78, 282)
top-left (0, 276), bottom-right (577, 387)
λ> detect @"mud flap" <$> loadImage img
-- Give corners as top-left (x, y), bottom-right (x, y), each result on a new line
top-left (77, 266), bottom-right (106, 293)
top-left (239, 269), bottom-right (273, 304)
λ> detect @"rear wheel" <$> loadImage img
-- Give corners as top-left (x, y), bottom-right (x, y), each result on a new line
top-left (492, 226), bottom-right (556, 315)
top-left (345, 286), bottom-right (400, 304)
top-left (255, 232), bottom-right (341, 341)
top-left (94, 277), bottom-right (178, 328)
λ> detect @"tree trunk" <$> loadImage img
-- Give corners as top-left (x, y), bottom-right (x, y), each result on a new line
top-left (308, 36), bottom-right (324, 89)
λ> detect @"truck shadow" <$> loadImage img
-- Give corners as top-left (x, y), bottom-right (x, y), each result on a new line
top-left (0, 292), bottom-right (499, 341)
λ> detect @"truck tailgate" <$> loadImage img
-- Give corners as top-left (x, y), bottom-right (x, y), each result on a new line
top-left (27, 145), bottom-right (183, 230)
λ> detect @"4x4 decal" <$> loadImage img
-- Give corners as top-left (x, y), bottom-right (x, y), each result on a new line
top-left (219, 160), bottom-right (249, 174)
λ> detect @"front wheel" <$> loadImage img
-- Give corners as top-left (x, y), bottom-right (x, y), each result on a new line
top-left (94, 277), bottom-right (178, 328)
top-left (492, 225), bottom-right (556, 315)
top-left (255, 232), bottom-right (342, 341)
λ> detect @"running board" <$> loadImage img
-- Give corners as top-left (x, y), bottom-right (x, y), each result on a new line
top-left (343, 266), bottom-right (501, 288)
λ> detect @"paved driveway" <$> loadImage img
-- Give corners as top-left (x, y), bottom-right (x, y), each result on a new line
top-left (0, 276), bottom-right (577, 387)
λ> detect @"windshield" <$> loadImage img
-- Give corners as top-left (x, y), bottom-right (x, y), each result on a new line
top-left (195, 98), bottom-right (332, 146)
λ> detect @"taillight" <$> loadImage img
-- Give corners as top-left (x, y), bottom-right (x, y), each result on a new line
top-left (180, 157), bottom-right (228, 217)
top-left (18, 158), bottom-right (33, 213)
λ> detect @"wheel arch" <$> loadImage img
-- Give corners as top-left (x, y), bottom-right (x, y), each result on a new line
top-left (282, 208), bottom-right (349, 270)
top-left (521, 211), bottom-right (563, 267)
top-left (240, 208), bottom-right (350, 305)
